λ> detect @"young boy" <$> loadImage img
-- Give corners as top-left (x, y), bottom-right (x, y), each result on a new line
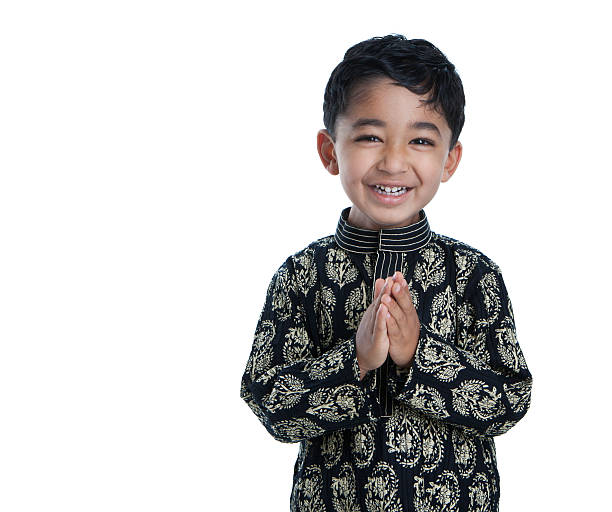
top-left (240, 34), bottom-right (532, 511)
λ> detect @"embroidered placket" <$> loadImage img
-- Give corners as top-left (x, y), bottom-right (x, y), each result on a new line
top-left (334, 206), bottom-right (432, 419)
top-left (372, 247), bottom-right (404, 417)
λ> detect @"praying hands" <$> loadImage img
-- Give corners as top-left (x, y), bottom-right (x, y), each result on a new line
top-left (355, 271), bottom-right (421, 380)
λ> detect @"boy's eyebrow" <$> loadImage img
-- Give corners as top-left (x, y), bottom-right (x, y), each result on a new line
top-left (351, 118), bottom-right (442, 137)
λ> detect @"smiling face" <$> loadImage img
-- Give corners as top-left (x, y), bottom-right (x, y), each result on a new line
top-left (317, 78), bottom-right (462, 230)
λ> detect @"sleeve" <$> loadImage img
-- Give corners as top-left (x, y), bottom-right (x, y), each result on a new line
top-left (240, 256), bottom-right (380, 443)
top-left (390, 260), bottom-right (532, 437)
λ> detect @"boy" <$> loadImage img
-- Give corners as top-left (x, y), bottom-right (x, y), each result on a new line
top-left (240, 34), bottom-right (532, 511)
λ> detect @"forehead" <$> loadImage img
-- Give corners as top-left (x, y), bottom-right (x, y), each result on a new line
top-left (341, 78), bottom-right (450, 135)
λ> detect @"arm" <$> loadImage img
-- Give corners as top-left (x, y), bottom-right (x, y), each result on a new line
top-left (240, 256), bottom-right (380, 443)
top-left (391, 261), bottom-right (532, 437)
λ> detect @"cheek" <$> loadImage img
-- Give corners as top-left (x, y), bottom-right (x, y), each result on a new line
top-left (344, 150), bottom-right (374, 172)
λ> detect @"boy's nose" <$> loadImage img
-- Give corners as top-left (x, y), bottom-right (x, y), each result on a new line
top-left (380, 144), bottom-right (410, 174)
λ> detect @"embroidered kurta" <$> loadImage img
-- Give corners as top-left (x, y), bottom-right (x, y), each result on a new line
top-left (240, 206), bottom-right (532, 512)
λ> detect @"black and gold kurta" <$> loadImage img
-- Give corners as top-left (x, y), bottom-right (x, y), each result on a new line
top-left (240, 206), bottom-right (532, 512)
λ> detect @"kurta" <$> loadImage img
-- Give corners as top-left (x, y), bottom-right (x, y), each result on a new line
top-left (240, 206), bottom-right (532, 512)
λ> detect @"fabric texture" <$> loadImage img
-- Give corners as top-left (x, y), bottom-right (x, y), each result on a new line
top-left (240, 206), bottom-right (532, 511)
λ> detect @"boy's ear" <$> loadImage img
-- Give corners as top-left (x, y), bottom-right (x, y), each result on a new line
top-left (441, 141), bottom-right (462, 183)
top-left (317, 129), bottom-right (339, 176)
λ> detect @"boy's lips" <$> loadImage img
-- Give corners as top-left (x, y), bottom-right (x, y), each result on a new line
top-left (369, 184), bottom-right (413, 204)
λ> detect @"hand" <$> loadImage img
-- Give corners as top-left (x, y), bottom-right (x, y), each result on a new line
top-left (355, 277), bottom-right (393, 380)
top-left (380, 271), bottom-right (420, 369)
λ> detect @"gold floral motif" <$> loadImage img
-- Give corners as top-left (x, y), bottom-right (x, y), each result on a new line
top-left (326, 248), bottom-right (359, 288)
top-left (417, 335), bottom-right (465, 382)
top-left (414, 470), bottom-right (460, 512)
top-left (331, 463), bottom-right (360, 512)
top-left (247, 320), bottom-right (275, 381)
top-left (291, 465), bottom-right (325, 511)
top-left (414, 243), bottom-right (446, 292)
top-left (454, 248), bottom-right (478, 296)
top-left (344, 281), bottom-right (368, 331)
top-left (385, 403), bottom-right (421, 468)
top-left (322, 430), bottom-right (344, 469)
top-left (271, 265), bottom-right (293, 321)
top-left (263, 374), bottom-right (307, 413)
top-left (504, 379), bottom-right (532, 413)
top-left (476, 272), bottom-right (501, 328)
top-left (451, 380), bottom-right (505, 421)
top-left (429, 285), bottom-right (456, 339)
top-left (307, 384), bottom-right (364, 422)
top-left (282, 326), bottom-right (311, 364)
top-left (406, 383), bottom-right (450, 419)
top-left (468, 473), bottom-right (495, 512)
top-left (420, 415), bottom-right (447, 473)
top-left (365, 461), bottom-right (402, 512)
top-left (351, 423), bottom-right (375, 468)
top-left (293, 248), bottom-right (318, 296)
top-left (273, 418), bottom-right (324, 443)
top-left (495, 316), bottom-right (528, 371)
top-left (451, 428), bottom-right (476, 478)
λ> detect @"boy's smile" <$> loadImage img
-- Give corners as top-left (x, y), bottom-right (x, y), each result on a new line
top-left (317, 78), bottom-right (462, 230)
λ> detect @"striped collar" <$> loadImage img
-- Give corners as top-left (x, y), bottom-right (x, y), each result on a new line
top-left (334, 206), bottom-right (432, 254)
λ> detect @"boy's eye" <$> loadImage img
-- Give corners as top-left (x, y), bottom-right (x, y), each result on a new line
top-left (355, 135), bottom-right (382, 142)
top-left (411, 138), bottom-right (434, 146)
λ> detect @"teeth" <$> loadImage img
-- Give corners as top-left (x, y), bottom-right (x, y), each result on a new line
top-left (374, 184), bottom-right (408, 195)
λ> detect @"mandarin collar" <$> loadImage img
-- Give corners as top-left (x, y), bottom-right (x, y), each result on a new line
top-left (334, 206), bottom-right (432, 254)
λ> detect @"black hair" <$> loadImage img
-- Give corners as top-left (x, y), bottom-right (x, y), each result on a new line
top-left (323, 34), bottom-right (465, 151)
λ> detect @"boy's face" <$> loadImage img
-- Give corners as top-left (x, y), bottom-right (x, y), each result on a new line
top-left (317, 78), bottom-right (462, 230)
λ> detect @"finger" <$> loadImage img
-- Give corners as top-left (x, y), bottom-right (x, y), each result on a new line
top-left (374, 278), bottom-right (386, 300)
top-left (385, 305), bottom-right (401, 339)
top-left (381, 288), bottom-right (406, 326)
top-left (377, 277), bottom-right (393, 304)
top-left (391, 279), bottom-right (416, 315)
top-left (370, 279), bottom-right (388, 325)
top-left (374, 303), bottom-right (388, 334)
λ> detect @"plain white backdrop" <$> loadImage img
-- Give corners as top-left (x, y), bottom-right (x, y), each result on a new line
top-left (1, 1), bottom-right (610, 510)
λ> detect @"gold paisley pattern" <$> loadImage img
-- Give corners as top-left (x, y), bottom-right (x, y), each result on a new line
top-left (429, 284), bottom-right (456, 339)
top-left (326, 247), bottom-right (359, 288)
top-left (293, 247), bottom-right (318, 296)
top-left (413, 243), bottom-right (446, 292)
top-left (322, 430), bottom-right (344, 469)
top-left (291, 465), bottom-right (325, 512)
top-left (351, 422), bottom-right (376, 468)
top-left (331, 463), bottom-right (360, 512)
top-left (365, 461), bottom-right (402, 512)
top-left (314, 285), bottom-right (336, 349)
top-left (452, 428), bottom-right (477, 478)
top-left (407, 383), bottom-right (450, 419)
top-left (385, 403), bottom-right (421, 468)
top-left (344, 280), bottom-right (368, 331)
top-left (416, 335), bottom-right (466, 382)
top-left (307, 384), bottom-right (364, 422)
top-left (468, 473), bottom-right (495, 512)
top-left (240, 224), bottom-right (532, 511)
top-left (282, 326), bottom-right (311, 364)
top-left (414, 470), bottom-right (460, 512)
top-left (421, 415), bottom-right (447, 473)
top-left (262, 374), bottom-right (307, 412)
top-left (451, 380), bottom-right (506, 421)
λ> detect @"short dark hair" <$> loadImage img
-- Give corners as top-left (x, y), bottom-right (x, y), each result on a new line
top-left (323, 34), bottom-right (465, 150)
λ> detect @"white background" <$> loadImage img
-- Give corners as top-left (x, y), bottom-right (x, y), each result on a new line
top-left (1, 1), bottom-right (610, 510)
